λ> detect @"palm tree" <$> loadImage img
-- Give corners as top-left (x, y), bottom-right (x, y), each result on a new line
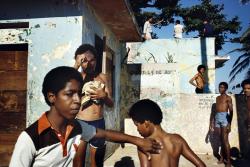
top-left (229, 27), bottom-right (250, 82)
top-left (240, 0), bottom-right (250, 4)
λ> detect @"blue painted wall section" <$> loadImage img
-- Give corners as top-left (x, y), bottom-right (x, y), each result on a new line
top-left (127, 38), bottom-right (216, 93)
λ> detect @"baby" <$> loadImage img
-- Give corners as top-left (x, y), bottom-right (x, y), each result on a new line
top-left (81, 80), bottom-right (105, 106)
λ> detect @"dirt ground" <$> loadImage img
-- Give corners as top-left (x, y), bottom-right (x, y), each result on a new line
top-left (104, 146), bottom-right (250, 167)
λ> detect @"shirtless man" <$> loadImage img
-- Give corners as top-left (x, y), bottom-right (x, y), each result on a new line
top-left (73, 44), bottom-right (113, 167)
top-left (189, 65), bottom-right (206, 94)
top-left (241, 79), bottom-right (250, 158)
top-left (210, 82), bottom-right (233, 166)
top-left (129, 99), bottom-right (206, 167)
top-left (241, 79), bottom-right (250, 125)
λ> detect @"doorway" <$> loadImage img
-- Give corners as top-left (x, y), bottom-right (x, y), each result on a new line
top-left (0, 44), bottom-right (28, 166)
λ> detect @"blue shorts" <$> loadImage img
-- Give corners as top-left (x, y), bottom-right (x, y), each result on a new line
top-left (82, 118), bottom-right (105, 148)
top-left (215, 112), bottom-right (228, 128)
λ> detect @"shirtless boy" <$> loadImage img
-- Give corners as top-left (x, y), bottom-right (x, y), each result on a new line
top-left (129, 99), bottom-right (206, 167)
top-left (210, 82), bottom-right (233, 166)
top-left (73, 44), bottom-right (113, 167)
top-left (189, 65), bottom-right (206, 93)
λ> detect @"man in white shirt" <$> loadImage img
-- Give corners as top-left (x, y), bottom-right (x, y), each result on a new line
top-left (143, 17), bottom-right (163, 40)
top-left (143, 17), bottom-right (153, 40)
top-left (174, 20), bottom-right (184, 39)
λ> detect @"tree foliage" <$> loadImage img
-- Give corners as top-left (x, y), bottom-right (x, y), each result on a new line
top-left (229, 27), bottom-right (250, 82)
top-left (178, 0), bottom-right (241, 51)
top-left (129, 0), bottom-right (241, 52)
top-left (240, 0), bottom-right (250, 4)
top-left (129, 0), bottom-right (180, 31)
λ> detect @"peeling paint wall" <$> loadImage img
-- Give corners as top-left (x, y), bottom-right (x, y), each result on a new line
top-left (124, 94), bottom-right (240, 154)
top-left (121, 38), bottom-right (241, 154)
top-left (1, 0), bottom-right (124, 159)
top-left (126, 38), bottom-right (216, 93)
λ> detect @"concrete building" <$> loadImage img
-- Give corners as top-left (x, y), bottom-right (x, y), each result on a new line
top-left (0, 0), bottom-right (141, 165)
top-left (120, 38), bottom-right (244, 155)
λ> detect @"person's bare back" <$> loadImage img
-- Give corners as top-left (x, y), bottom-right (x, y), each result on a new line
top-left (129, 99), bottom-right (206, 167)
top-left (138, 131), bottom-right (206, 167)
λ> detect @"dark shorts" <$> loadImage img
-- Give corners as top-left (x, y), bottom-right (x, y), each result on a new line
top-left (195, 87), bottom-right (204, 94)
top-left (83, 118), bottom-right (105, 148)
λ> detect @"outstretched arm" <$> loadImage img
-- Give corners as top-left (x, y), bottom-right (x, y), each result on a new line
top-left (181, 135), bottom-right (206, 167)
top-left (94, 128), bottom-right (162, 154)
top-left (151, 19), bottom-right (164, 26)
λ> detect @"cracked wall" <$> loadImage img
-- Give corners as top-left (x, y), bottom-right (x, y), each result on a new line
top-left (0, 0), bottom-right (124, 158)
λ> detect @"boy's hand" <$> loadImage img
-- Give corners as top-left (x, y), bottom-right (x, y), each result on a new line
top-left (137, 138), bottom-right (162, 155)
top-left (209, 124), bottom-right (214, 132)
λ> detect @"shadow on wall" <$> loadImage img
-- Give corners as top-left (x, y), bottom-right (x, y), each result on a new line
top-left (200, 38), bottom-right (211, 93)
top-left (119, 63), bottom-right (141, 138)
top-left (114, 156), bottom-right (135, 167)
top-left (235, 94), bottom-right (250, 157)
top-left (205, 103), bottom-right (223, 161)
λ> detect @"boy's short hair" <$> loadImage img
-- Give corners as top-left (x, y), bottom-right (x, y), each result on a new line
top-left (74, 44), bottom-right (98, 59)
top-left (219, 82), bottom-right (228, 90)
top-left (197, 65), bottom-right (206, 72)
top-left (42, 66), bottom-right (83, 106)
top-left (176, 20), bottom-right (180, 24)
top-left (129, 99), bottom-right (163, 125)
top-left (241, 79), bottom-right (250, 88)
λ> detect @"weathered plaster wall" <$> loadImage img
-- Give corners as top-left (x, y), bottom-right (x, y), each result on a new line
top-left (125, 94), bottom-right (240, 154)
top-left (121, 39), bottom-right (241, 154)
top-left (0, 17), bottom-right (83, 125)
top-left (1, 0), bottom-right (124, 159)
top-left (126, 38), bottom-right (216, 93)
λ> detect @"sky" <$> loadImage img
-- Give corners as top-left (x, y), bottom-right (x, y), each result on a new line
top-left (146, 0), bottom-right (250, 93)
